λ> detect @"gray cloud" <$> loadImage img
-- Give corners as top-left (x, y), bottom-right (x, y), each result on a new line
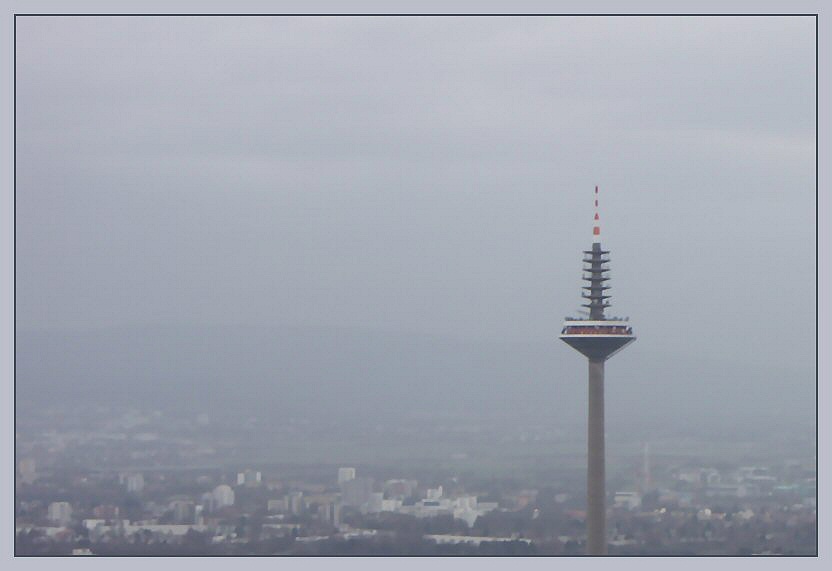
top-left (15, 16), bottom-right (815, 425)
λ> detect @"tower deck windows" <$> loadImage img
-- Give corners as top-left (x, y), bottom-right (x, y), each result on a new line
top-left (561, 325), bottom-right (632, 335)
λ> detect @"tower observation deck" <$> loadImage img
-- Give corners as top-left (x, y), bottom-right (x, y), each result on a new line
top-left (559, 186), bottom-right (635, 555)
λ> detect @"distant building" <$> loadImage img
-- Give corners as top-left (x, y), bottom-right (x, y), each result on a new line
top-left (287, 491), bottom-right (304, 515)
top-left (18, 458), bottom-right (37, 485)
top-left (674, 467), bottom-right (703, 485)
top-left (333, 502), bottom-right (343, 527)
top-left (267, 498), bottom-right (287, 513)
top-left (674, 467), bottom-right (720, 488)
top-left (397, 493), bottom-right (496, 526)
top-left (237, 469), bottom-right (262, 487)
top-left (317, 502), bottom-right (333, 522)
top-left (364, 492), bottom-right (385, 514)
top-left (125, 473), bottom-right (144, 494)
top-left (92, 505), bottom-right (120, 520)
top-left (200, 492), bottom-right (215, 513)
top-left (341, 477), bottom-right (373, 508)
top-left (384, 479), bottom-right (417, 499)
top-left (381, 498), bottom-right (403, 512)
top-left (194, 504), bottom-right (205, 525)
top-left (454, 495), bottom-right (477, 510)
top-left (452, 496), bottom-right (485, 526)
top-left (337, 467), bottom-right (356, 485)
top-left (703, 469), bottom-right (721, 487)
top-left (705, 484), bottom-right (750, 498)
top-left (212, 485), bottom-right (235, 509)
top-left (506, 490), bottom-right (537, 510)
top-left (613, 491), bottom-right (642, 510)
top-left (47, 502), bottom-right (73, 526)
top-left (169, 500), bottom-right (195, 524)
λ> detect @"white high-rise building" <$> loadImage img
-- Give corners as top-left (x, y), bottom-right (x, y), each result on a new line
top-left (287, 491), bottom-right (304, 515)
top-left (338, 467), bottom-right (356, 485)
top-left (212, 484), bottom-right (235, 508)
top-left (48, 502), bottom-right (73, 526)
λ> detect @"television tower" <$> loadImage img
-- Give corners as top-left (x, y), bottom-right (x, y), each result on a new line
top-left (560, 185), bottom-right (635, 555)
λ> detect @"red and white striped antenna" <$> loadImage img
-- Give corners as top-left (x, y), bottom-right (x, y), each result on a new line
top-left (592, 185), bottom-right (601, 243)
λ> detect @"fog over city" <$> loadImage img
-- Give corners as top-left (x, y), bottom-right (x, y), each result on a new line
top-left (16, 16), bottom-right (814, 427)
top-left (14, 16), bottom-right (816, 556)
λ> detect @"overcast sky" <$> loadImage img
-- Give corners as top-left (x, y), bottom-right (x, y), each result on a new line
top-left (15, 16), bottom-right (816, 425)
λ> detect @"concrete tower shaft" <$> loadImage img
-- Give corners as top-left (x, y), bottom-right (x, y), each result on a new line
top-left (586, 358), bottom-right (606, 555)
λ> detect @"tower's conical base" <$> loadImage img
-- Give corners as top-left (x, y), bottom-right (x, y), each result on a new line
top-left (560, 335), bottom-right (635, 361)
